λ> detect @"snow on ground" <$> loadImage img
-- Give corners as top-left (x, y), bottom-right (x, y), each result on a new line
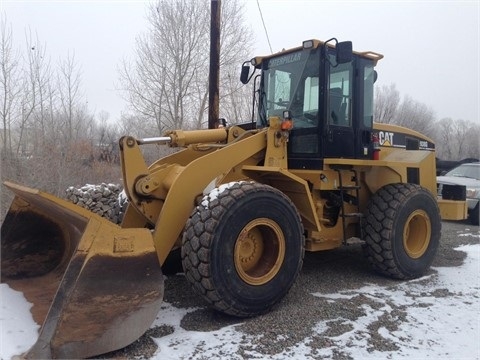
top-left (145, 244), bottom-right (480, 360)
top-left (310, 244), bottom-right (480, 359)
top-left (0, 284), bottom-right (38, 359)
top-left (1, 243), bottom-right (479, 360)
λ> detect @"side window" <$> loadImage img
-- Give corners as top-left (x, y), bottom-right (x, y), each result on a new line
top-left (363, 65), bottom-right (375, 127)
top-left (303, 76), bottom-right (319, 113)
top-left (328, 61), bottom-right (353, 126)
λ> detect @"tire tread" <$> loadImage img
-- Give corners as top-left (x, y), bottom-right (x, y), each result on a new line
top-left (181, 181), bottom-right (304, 317)
top-left (363, 183), bottom-right (440, 279)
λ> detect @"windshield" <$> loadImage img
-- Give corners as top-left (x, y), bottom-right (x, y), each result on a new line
top-left (258, 49), bottom-right (319, 129)
top-left (446, 164), bottom-right (480, 180)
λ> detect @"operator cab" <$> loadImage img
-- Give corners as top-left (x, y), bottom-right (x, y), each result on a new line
top-left (241, 38), bottom-right (383, 169)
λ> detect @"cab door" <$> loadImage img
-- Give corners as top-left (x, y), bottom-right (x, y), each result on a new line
top-left (323, 57), bottom-right (355, 158)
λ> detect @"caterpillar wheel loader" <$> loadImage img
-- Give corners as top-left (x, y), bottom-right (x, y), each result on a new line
top-left (1, 38), bottom-right (468, 359)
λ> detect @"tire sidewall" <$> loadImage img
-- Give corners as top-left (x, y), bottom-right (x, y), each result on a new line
top-left (209, 187), bottom-right (303, 312)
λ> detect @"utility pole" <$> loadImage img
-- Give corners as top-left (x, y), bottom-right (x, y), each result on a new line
top-left (208, 0), bottom-right (221, 129)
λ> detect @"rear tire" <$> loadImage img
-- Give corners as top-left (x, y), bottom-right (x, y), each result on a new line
top-left (181, 181), bottom-right (305, 317)
top-left (470, 203), bottom-right (479, 226)
top-left (363, 183), bottom-right (441, 279)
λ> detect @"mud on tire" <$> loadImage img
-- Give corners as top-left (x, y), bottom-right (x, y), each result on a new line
top-left (363, 183), bottom-right (441, 279)
top-left (181, 181), bottom-right (305, 317)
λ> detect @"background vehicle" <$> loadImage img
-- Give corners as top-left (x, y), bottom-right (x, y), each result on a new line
top-left (1, 38), bottom-right (467, 359)
top-left (437, 162), bottom-right (480, 225)
top-left (436, 157), bottom-right (479, 175)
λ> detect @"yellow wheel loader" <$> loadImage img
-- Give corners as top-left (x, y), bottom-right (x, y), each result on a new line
top-left (1, 38), bottom-right (468, 358)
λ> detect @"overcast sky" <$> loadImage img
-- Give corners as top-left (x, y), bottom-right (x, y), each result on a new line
top-left (2, 0), bottom-right (479, 124)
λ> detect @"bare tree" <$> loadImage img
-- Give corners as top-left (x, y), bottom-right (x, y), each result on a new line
top-left (58, 54), bottom-right (80, 140)
top-left (435, 118), bottom-right (454, 160)
top-left (119, 0), bottom-right (253, 132)
top-left (13, 30), bottom-right (48, 157)
top-left (118, 111), bottom-right (157, 138)
top-left (119, 0), bottom-right (209, 133)
top-left (374, 83), bottom-right (480, 161)
top-left (374, 83), bottom-right (400, 124)
top-left (58, 53), bottom-right (94, 142)
top-left (0, 15), bottom-right (21, 219)
top-left (31, 45), bottom-right (49, 135)
top-left (374, 84), bottom-right (435, 137)
top-left (394, 95), bottom-right (435, 138)
top-left (190, 0), bottom-right (254, 128)
top-left (465, 124), bottom-right (480, 159)
top-left (217, 0), bottom-right (253, 125)
top-left (0, 17), bottom-right (128, 222)
top-left (434, 118), bottom-right (480, 160)
top-left (450, 119), bottom-right (478, 159)
top-left (0, 15), bottom-right (21, 157)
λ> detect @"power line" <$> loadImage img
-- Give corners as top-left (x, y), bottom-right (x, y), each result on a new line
top-left (256, 0), bottom-right (273, 54)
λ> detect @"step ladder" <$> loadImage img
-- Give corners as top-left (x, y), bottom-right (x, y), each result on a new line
top-left (331, 165), bottom-right (364, 245)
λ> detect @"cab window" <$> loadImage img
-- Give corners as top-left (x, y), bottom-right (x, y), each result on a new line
top-left (303, 76), bottom-right (319, 115)
top-left (363, 65), bottom-right (375, 127)
top-left (259, 50), bottom-right (320, 130)
top-left (328, 59), bottom-right (353, 127)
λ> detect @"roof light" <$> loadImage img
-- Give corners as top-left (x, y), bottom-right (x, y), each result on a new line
top-left (303, 40), bottom-right (314, 49)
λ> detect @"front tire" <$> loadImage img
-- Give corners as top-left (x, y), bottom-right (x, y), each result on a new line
top-left (181, 181), bottom-right (305, 317)
top-left (363, 183), bottom-right (441, 279)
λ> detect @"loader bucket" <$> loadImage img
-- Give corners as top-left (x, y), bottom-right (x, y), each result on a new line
top-left (1, 181), bottom-right (164, 359)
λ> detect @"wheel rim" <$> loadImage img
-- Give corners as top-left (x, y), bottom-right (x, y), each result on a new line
top-left (234, 218), bottom-right (286, 285)
top-left (403, 209), bottom-right (431, 259)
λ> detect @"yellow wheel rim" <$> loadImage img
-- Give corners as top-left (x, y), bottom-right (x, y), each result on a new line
top-left (234, 218), bottom-right (286, 285)
top-left (403, 209), bottom-right (431, 259)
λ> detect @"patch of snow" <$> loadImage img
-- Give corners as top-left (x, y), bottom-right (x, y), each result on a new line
top-left (310, 244), bottom-right (480, 359)
top-left (150, 303), bottom-right (247, 360)
top-left (200, 181), bottom-right (247, 209)
top-left (0, 285), bottom-right (38, 360)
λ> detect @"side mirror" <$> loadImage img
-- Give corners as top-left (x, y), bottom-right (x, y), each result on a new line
top-left (336, 41), bottom-right (353, 64)
top-left (240, 62), bottom-right (251, 84)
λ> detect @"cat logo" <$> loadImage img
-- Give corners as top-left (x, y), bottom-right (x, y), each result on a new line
top-left (379, 131), bottom-right (394, 146)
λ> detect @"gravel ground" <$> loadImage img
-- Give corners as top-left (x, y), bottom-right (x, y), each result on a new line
top-left (103, 220), bottom-right (479, 359)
